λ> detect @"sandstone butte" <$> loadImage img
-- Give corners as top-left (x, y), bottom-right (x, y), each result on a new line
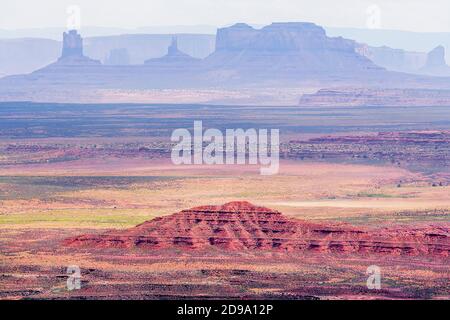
top-left (64, 201), bottom-right (449, 256)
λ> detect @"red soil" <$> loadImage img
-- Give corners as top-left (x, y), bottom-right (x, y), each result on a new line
top-left (64, 201), bottom-right (450, 256)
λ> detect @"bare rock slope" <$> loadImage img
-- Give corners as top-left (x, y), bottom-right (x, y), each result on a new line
top-left (65, 201), bottom-right (449, 256)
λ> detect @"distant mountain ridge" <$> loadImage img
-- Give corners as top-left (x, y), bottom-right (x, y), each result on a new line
top-left (1, 23), bottom-right (385, 85)
top-left (325, 27), bottom-right (450, 63)
top-left (0, 34), bottom-right (215, 77)
top-left (1, 23), bottom-right (450, 103)
top-left (2, 25), bottom-right (450, 78)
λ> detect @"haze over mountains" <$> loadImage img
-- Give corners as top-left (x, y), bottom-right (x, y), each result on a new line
top-left (1, 22), bottom-right (450, 104)
top-left (0, 25), bottom-right (219, 40)
top-left (1, 25), bottom-right (450, 78)
top-left (0, 34), bottom-right (215, 77)
top-left (0, 23), bottom-right (379, 83)
top-left (2, 24), bottom-right (450, 56)
top-left (326, 27), bottom-right (450, 62)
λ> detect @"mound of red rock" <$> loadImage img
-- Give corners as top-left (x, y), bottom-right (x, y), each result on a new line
top-left (64, 201), bottom-right (449, 256)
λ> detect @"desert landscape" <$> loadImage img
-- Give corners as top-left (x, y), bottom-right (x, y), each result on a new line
top-left (0, 102), bottom-right (448, 300)
top-left (1, 1), bottom-right (450, 302)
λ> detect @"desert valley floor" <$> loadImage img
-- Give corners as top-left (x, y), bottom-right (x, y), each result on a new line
top-left (0, 103), bottom-right (449, 299)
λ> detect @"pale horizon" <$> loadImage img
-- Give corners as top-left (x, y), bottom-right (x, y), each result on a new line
top-left (1, 0), bottom-right (450, 33)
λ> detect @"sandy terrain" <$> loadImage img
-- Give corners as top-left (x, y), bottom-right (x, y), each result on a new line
top-left (0, 103), bottom-right (448, 300)
top-left (0, 156), bottom-right (448, 299)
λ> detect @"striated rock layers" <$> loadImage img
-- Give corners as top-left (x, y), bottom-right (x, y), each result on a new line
top-left (64, 201), bottom-right (449, 256)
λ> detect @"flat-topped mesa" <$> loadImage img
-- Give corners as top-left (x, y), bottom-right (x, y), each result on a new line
top-left (64, 201), bottom-right (449, 256)
top-left (216, 22), bottom-right (353, 52)
top-left (207, 22), bottom-right (381, 74)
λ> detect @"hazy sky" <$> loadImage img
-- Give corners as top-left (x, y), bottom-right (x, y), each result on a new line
top-left (1, 0), bottom-right (449, 32)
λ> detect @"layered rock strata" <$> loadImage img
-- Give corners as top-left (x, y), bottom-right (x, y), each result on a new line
top-left (65, 201), bottom-right (449, 256)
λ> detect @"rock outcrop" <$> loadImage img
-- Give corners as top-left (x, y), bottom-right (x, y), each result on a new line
top-left (425, 46), bottom-right (447, 68)
top-left (84, 34), bottom-right (215, 64)
top-left (144, 37), bottom-right (200, 65)
top-left (2, 23), bottom-right (450, 103)
top-left (205, 22), bottom-right (382, 76)
top-left (419, 46), bottom-right (450, 76)
top-left (54, 30), bottom-right (100, 66)
top-left (61, 30), bottom-right (83, 58)
top-left (356, 44), bottom-right (427, 73)
top-left (65, 201), bottom-right (449, 256)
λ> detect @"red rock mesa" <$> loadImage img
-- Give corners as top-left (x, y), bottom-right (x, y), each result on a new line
top-left (65, 201), bottom-right (449, 256)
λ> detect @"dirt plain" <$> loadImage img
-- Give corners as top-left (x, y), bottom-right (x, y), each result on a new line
top-left (0, 103), bottom-right (449, 300)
